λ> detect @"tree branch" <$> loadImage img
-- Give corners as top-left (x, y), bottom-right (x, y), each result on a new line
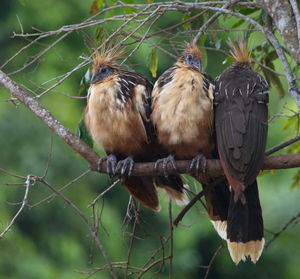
top-left (1, 70), bottom-right (300, 179)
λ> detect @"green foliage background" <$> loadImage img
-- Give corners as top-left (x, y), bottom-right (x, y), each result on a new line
top-left (0, 0), bottom-right (299, 278)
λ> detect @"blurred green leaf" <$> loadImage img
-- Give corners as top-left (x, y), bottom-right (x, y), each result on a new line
top-left (290, 170), bottom-right (300, 189)
top-left (77, 119), bottom-right (93, 148)
top-left (283, 116), bottom-right (298, 130)
top-left (261, 54), bottom-right (285, 98)
top-left (78, 69), bottom-right (91, 97)
top-left (18, 0), bottom-right (26, 6)
top-left (147, 48), bottom-right (158, 78)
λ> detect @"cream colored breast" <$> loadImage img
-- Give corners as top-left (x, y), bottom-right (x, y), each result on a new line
top-left (153, 68), bottom-right (213, 145)
top-left (85, 80), bottom-right (147, 153)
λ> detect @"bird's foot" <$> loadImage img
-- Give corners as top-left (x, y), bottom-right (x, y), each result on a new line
top-left (189, 153), bottom-right (207, 178)
top-left (115, 156), bottom-right (135, 177)
top-left (98, 154), bottom-right (117, 178)
top-left (154, 154), bottom-right (177, 177)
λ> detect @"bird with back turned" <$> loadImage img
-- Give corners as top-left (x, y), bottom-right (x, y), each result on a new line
top-left (214, 40), bottom-right (269, 264)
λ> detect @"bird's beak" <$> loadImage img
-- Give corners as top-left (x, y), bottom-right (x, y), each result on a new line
top-left (91, 72), bottom-right (101, 84)
top-left (191, 59), bottom-right (201, 71)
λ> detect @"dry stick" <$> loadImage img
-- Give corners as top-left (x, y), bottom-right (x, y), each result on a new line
top-left (201, 244), bottom-right (223, 279)
top-left (168, 199), bottom-right (174, 279)
top-left (265, 134), bottom-right (300, 156)
top-left (137, 256), bottom-right (172, 279)
top-left (9, 31), bottom-right (71, 76)
top-left (1, 69), bottom-right (300, 178)
top-left (265, 212), bottom-right (300, 248)
top-left (125, 212), bottom-right (139, 279)
top-left (0, 175), bottom-right (31, 238)
top-left (29, 169), bottom-right (91, 208)
top-left (88, 179), bottom-right (120, 208)
top-left (36, 176), bottom-right (118, 279)
top-left (173, 177), bottom-right (224, 227)
top-left (192, 0), bottom-right (239, 45)
top-left (0, 167), bottom-right (26, 179)
top-left (37, 5), bottom-right (155, 98)
top-left (289, 0), bottom-right (300, 48)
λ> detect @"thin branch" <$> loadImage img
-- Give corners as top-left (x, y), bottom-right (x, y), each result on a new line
top-left (192, 0), bottom-right (239, 45)
top-left (87, 179), bottom-right (120, 208)
top-left (289, 0), bottom-right (300, 48)
top-left (168, 199), bottom-right (173, 279)
top-left (0, 175), bottom-right (31, 238)
top-left (36, 176), bottom-right (118, 279)
top-left (265, 134), bottom-right (300, 155)
top-left (201, 244), bottom-right (223, 279)
top-left (265, 212), bottom-right (300, 248)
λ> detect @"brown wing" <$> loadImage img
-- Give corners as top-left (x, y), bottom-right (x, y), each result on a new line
top-left (117, 70), bottom-right (154, 143)
top-left (214, 64), bottom-right (269, 185)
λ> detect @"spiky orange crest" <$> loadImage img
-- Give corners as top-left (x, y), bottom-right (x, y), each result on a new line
top-left (229, 40), bottom-right (251, 64)
top-left (92, 45), bottom-right (123, 73)
top-left (178, 43), bottom-right (202, 62)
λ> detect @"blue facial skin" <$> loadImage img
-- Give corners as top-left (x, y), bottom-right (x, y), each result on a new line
top-left (184, 54), bottom-right (201, 72)
top-left (91, 66), bottom-right (112, 84)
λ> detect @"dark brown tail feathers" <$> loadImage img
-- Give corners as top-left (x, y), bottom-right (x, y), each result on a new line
top-left (154, 175), bottom-right (189, 205)
top-left (122, 176), bottom-right (160, 211)
top-left (227, 180), bottom-right (264, 264)
top-left (203, 178), bottom-right (230, 240)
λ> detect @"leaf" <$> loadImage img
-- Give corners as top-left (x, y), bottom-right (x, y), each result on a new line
top-left (79, 69), bottom-right (91, 97)
top-left (147, 48), bottom-right (158, 78)
top-left (77, 119), bottom-right (93, 148)
top-left (283, 116), bottom-right (297, 130)
top-left (261, 55), bottom-right (285, 98)
top-left (290, 169), bottom-right (300, 190)
top-left (90, 0), bottom-right (103, 14)
top-left (18, 0), bottom-right (26, 6)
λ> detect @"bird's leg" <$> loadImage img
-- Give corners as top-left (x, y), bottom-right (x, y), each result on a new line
top-left (154, 154), bottom-right (177, 177)
top-left (98, 154), bottom-right (117, 178)
top-left (189, 153), bottom-right (207, 178)
top-left (115, 156), bottom-right (135, 177)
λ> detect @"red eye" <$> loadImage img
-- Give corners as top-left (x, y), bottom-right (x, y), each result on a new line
top-left (101, 68), bottom-right (107, 73)
top-left (188, 54), bottom-right (193, 60)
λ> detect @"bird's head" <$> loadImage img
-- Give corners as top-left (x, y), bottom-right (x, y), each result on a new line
top-left (179, 44), bottom-right (202, 72)
top-left (91, 46), bottom-right (122, 84)
top-left (91, 64), bottom-right (113, 84)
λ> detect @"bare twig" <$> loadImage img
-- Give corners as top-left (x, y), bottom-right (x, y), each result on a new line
top-left (88, 179), bottom-right (120, 208)
top-left (265, 212), bottom-right (300, 248)
top-left (192, 0), bottom-right (239, 45)
top-left (29, 169), bottom-right (91, 208)
top-left (265, 134), bottom-right (300, 155)
top-left (168, 199), bottom-right (173, 279)
top-left (36, 176), bottom-right (118, 279)
top-left (0, 175), bottom-right (31, 238)
top-left (200, 244), bottom-right (223, 279)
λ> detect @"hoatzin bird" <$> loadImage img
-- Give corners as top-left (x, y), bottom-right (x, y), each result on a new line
top-left (214, 41), bottom-right (268, 264)
top-left (85, 48), bottom-right (188, 211)
top-left (151, 43), bottom-right (231, 244)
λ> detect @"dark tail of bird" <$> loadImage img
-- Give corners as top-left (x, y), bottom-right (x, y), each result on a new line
top-left (122, 176), bottom-right (160, 211)
top-left (154, 175), bottom-right (189, 206)
top-left (227, 180), bottom-right (264, 264)
top-left (202, 178), bottom-right (230, 240)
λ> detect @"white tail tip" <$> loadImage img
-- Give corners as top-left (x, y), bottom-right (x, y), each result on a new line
top-left (211, 220), bottom-right (227, 240)
top-left (227, 238), bottom-right (265, 264)
top-left (162, 184), bottom-right (190, 206)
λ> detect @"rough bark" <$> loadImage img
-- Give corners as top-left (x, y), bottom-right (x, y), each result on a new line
top-left (256, 0), bottom-right (300, 65)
